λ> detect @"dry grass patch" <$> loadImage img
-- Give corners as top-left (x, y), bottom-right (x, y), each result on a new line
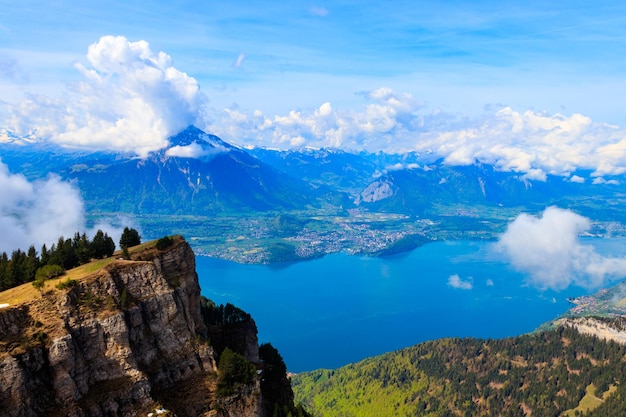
top-left (0, 236), bottom-right (176, 308)
top-left (0, 257), bottom-right (116, 306)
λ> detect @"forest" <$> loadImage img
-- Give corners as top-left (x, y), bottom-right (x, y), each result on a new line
top-left (293, 323), bottom-right (626, 417)
top-left (0, 227), bottom-right (139, 292)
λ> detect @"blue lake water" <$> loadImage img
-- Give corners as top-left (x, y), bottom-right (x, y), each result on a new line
top-left (197, 240), bottom-right (612, 372)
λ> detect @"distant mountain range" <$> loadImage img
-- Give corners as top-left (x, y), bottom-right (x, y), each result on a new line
top-left (64, 126), bottom-right (346, 214)
top-left (2, 125), bottom-right (626, 222)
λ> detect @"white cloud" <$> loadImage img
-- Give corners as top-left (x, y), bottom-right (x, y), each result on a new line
top-left (165, 142), bottom-right (229, 159)
top-left (593, 177), bottom-right (620, 185)
top-left (0, 160), bottom-right (134, 253)
top-left (6, 36), bottom-right (206, 157)
top-left (211, 89), bottom-right (626, 179)
top-left (385, 163), bottom-right (420, 171)
top-left (496, 206), bottom-right (626, 290)
top-left (214, 87), bottom-right (425, 151)
top-left (486, 278), bottom-right (494, 287)
top-left (7, 37), bottom-right (626, 180)
top-left (232, 53), bottom-right (246, 68)
top-left (448, 274), bottom-right (473, 290)
top-left (0, 160), bottom-right (85, 253)
top-left (570, 175), bottom-right (585, 183)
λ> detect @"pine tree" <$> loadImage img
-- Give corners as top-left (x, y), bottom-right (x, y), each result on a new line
top-left (119, 227), bottom-right (141, 249)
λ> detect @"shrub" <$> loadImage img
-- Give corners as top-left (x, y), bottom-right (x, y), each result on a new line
top-left (35, 264), bottom-right (65, 281)
top-left (156, 236), bottom-right (174, 250)
top-left (55, 278), bottom-right (78, 290)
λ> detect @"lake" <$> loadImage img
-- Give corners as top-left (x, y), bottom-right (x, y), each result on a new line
top-left (197, 240), bottom-right (604, 372)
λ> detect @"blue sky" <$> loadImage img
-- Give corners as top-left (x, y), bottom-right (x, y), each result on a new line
top-left (2, 0), bottom-right (624, 114)
top-left (2, 1), bottom-right (626, 179)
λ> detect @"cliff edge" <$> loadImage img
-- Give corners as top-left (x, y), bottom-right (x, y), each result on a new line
top-left (0, 236), bottom-right (296, 417)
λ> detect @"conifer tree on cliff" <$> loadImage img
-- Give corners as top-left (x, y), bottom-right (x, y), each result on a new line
top-left (119, 227), bottom-right (141, 249)
top-left (92, 230), bottom-right (115, 258)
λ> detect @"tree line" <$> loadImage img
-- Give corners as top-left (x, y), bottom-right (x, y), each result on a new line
top-left (0, 227), bottom-right (141, 292)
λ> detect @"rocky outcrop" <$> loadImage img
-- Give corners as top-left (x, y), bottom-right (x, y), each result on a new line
top-left (0, 237), bottom-right (265, 417)
top-left (355, 179), bottom-right (396, 204)
top-left (556, 316), bottom-right (626, 345)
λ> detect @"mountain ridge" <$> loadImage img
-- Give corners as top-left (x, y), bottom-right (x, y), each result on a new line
top-left (3, 125), bottom-right (626, 263)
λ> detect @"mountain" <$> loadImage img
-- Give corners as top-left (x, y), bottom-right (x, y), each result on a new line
top-left (4, 125), bottom-right (626, 262)
top-left (292, 280), bottom-right (626, 417)
top-left (248, 144), bottom-right (626, 222)
top-left (64, 126), bottom-right (347, 214)
top-left (0, 236), bottom-right (309, 417)
top-left (353, 163), bottom-right (626, 221)
top-left (293, 316), bottom-right (626, 417)
top-left (3, 126), bottom-right (625, 220)
top-left (247, 147), bottom-right (380, 192)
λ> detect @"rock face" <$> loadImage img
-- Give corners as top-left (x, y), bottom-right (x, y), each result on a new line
top-left (557, 316), bottom-right (626, 345)
top-left (355, 179), bottom-right (395, 204)
top-left (0, 237), bottom-right (265, 417)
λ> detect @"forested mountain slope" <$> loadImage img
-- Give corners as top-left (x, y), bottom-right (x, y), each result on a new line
top-left (293, 320), bottom-right (626, 417)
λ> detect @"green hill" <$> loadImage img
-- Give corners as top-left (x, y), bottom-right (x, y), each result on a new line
top-left (293, 322), bottom-right (626, 417)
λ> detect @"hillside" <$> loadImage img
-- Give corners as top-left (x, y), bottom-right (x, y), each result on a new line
top-left (0, 236), bottom-right (309, 417)
top-left (292, 318), bottom-right (626, 417)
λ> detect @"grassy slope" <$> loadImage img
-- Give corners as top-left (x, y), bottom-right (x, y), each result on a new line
top-left (0, 239), bottom-right (160, 307)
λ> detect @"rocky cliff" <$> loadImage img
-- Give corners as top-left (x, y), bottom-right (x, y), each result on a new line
top-left (555, 316), bottom-right (626, 345)
top-left (0, 237), bottom-right (290, 417)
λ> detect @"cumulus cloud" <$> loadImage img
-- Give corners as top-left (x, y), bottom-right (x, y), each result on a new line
top-left (448, 274), bottom-right (473, 290)
top-left (496, 206), bottom-right (626, 290)
top-left (211, 87), bottom-right (626, 179)
top-left (215, 87), bottom-right (425, 151)
top-left (7, 39), bottom-right (626, 179)
top-left (421, 107), bottom-right (623, 179)
top-left (6, 36), bottom-right (206, 157)
top-left (0, 160), bottom-right (130, 253)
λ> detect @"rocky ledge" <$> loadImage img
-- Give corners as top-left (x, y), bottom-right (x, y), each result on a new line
top-left (0, 236), bottom-right (296, 417)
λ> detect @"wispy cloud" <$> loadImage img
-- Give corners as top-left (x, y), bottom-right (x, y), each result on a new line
top-left (496, 206), bottom-right (626, 290)
top-left (0, 159), bottom-right (133, 253)
top-left (0, 160), bottom-right (85, 253)
top-left (309, 6), bottom-right (329, 17)
top-left (232, 53), bottom-right (246, 69)
top-left (0, 53), bottom-right (28, 83)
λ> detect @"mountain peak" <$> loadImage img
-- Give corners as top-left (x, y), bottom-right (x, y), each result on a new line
top-left (168, 125), bottom-right (232, 149)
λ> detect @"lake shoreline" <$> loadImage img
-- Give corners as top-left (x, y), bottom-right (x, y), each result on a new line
top-left (195, 239), bottom-right (615, 372)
